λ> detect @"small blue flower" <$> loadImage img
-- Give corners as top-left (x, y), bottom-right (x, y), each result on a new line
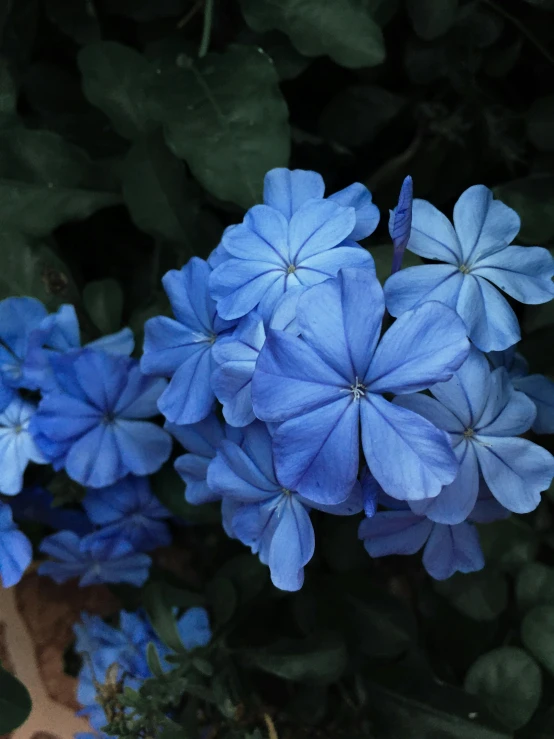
top-left (177, 606), bottom-right (212, 650)
top-left (141, 257), bottom-right (236, 425)
top-left (0, 297), bottom-right (48, 388)
top-left (209, 168), bottom-right (378, 322)
top-left (252, 267), bottom-right (469, 506)
top-left (31, 349), bottom-right (171, 488)
top-left (488, 347), bottom-right (554, 434)
top-left (397, 347), bottom-right (554, 522)
top-left (39, 530), bottom-right (151, 586)
top-left (0, 396), bottom-right (47, 495)
top-left (0, 502), bottom-right (32, 587)
top-left (9, 486), bottom-right (92, 535)
top-left (384, 185), bottom-right (554, 351)
top-left (207, 422), bottom-right (363, 591)
top-left (83, 475), bottom-right (172, 552)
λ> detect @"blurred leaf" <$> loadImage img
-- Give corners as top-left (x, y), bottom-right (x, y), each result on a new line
top-left (0, 665), bottom-right (32, 734)
top-left (78, 41), bottom-right (157, 140)
top-left (320, 517), bottom-right (369, 573)
top-left (478, 518), bottom-right (539, 572)
top-left (146, 641), bottom-right (166, 678)
top-left (105, 0), bottom-right (188, 20)
top-left (522, 606), bottom-right (554, 676)
top-left (206, 577), bottom-right (238, 628)
top-left (494, 176), bottom-right (554, 243)
top-left (0, 232), bottom-right (78, 308)
top-left (83, 278), bottom-right (124, 334)
top-left (44, 0), bottom-right (101, 45)
top-left (244, 631), bottom-right (347, 684)
top-left (143, 582), bottom-right (187, 654)
top-left (434, 570), bottom-right (508, 622)
top-left (216, 553), bottom-right (268, 603)
top-left (406, 0), bottom-right (458, 40)
top-left (485, 39), bottom-right (522, 77)
top-left (319, 85), bottom-right (405, 148)
top-left (239, 0), bottom-right (385, 69)
top-left (370, 245), bottom-right (422, 284)
top-left (260, 32), bottom-right (312, 80)
top-left (465, 647), bottom-right (542, 730)
top-left (148, 45), bottom-right (290, 209)
top-left (527, 95), bottom-right (554, 152)
top-left (0, 57), bottom-right (16, 116)
top-left (404, 38), bottom-right (447, 85)
top-left (516, 563), bottom-right (554, 611)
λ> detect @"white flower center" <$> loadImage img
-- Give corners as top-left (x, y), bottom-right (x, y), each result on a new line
top-left (349, 377), bottom-right (366, 401)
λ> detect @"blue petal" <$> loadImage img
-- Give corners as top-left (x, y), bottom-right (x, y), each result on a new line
top-left (469, 480), bottom-right (512, 523)
top-left (0, 503), bottom-right (32, 587)
top-left (65, 425), bottom-right (122, 488)
top-left (162, 258), bottom-right (216, 331)
top-left (115, 370), bottom-right (167, 419)
top-left (289, 200), bottom-right (356, 263)
top-left (298, 244), bottom-right (375, 280)
top-left (389, 175), bottom-right (413, 266)
top-left (474, 436), bottom-right (554, 514)
top-left (223, 205), bottom-right (289, 264)
top-left (328, 182), bottom-right (380, 240)
top-left (273, 397), bottom-right (360, 505)
top-left (384, 264), bottom-right (463, 317)
top-left (240, 422), bottom-right (278, 482)
top-left (30, 393), bottom-right (101, 441)
top-left (394, 393), bottom-right (464, 434)
top-left (263, 168), bottom-right (325, 219)
top-left (177, 607), bottom-right (212, 650)
top-left (472, 245), bottom-right (554, 304)
top-left (453, 185), bottom-right (520, 264)
top-left (269, 286), bottom-right (305, 334)
top-left (359, 510), bottom-right (433, 557)
top-left (477, 368), bottom-right (536, 436)
top-left (207, 439), bottom-right (279, 502)
top-left (407, 199), bottom-right (462, 263)
top-left (297, 268), bottom-right (384, 381)
top-left (166, 413), bottom-right (224, 457)
top-left (360, 394), bottom-right (458, 501)
top-left (516, 374), bottom-right (554, 434)
top-left (301, 480), bottom-right (364, 515)
top-left (112, 420), bottom-right (172, 478)
top-left (157, 345), bottom-right (215, 424)
top-left (142, 316), bottom-right (205, 376)
top-left (0, 296), bottom-right (48, 361)
top-left (360, 468), bottom-right (380, 517)
top-left (209, 258), bottom-right (284, 321)
top-left (175, 453), bottom-right (218, 504)
top-left (422, 522), bottom-right (484, 580)
top-left (87, 326), bottom-right (135, 356)
top-left (72, 351), bottom-right (130, 412)
top-left (456, 274), bottom-right (520, 352)
top-left (268, 495), bottom-right (315, 591)
top-left (365, 301), bottom-right (469, 394)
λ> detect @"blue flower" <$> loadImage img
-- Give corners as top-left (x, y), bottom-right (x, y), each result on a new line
top-left (384, 185), bottom-right (554, 351)
top-left (31, 349), bottom-right (171, 488)
top-left (209, 168), bottom-right (378, 322)
top-left (83, 475), bottom-right (172, 552)
top-left (211, 288), bottom-right (304, 427)
top-left (0, 396), bottom-right (47, 495)
top-left (396, 347), bottom-right (554, 522)
top-left (0, 502), bottom-right (32, 587)
top-left (207, 422), bottom-right (364, 591)
top-left (0, 297), bottom-right (48, 388)
top-left (252, 267), bottom-right (469, 506)
top-left (39, 530), bottom-right (151, 586)
top-left (9, 486), bottom-right (92, 535)
top-left (141, 257), bottom-right (236, 425)
top-left (488, 347), bottom-right (554, 434)
top-left (177, 606), bottom-right (212, 650)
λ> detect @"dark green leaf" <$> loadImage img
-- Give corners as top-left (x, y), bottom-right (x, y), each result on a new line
top-left (146, 641), bottom-right (166, 678)
top-left (216, 553), bottom-right (268, 603)
top-left (143, 582), bottom-right (187, 654)
top-left (406, 0), bottom-right (458, 40)
top-left (244, 631), bottom-right (347, 684)
top-left (150, 464), bottom-right (222, 524)
top-left (44, 0), bottom-right (101, 45)
top-left (478, 518), bottom-right (539, 572)
top-left (148, 45), bottom-right (290, 209)
top-left (83, 278), bottom-right (124, 334)
top-left (0, 57), bottom-right (16, 116)
top-left (434, 570), bottom-right (508, 622)
top-left (493, 176), bottom-right (554, 244)
top-left (527, 95), bottom-right (554, 152)
top-left (0, 666), bottom-right (32, 734)
top-left (78, 41), bottom-right (157, 140)
top-left (521, 606), bottom-right (554, 676)
top-left (239, 0), bottom-right (385, 69)
top-left (517, 563), bottom-right (554, 611)
top-left (106, 0), bottom-right (188, 20)
top-left (520, 0), bottom-right (554, 9)
top-left (206, 577), bottom-right (238, 628)
top-left (260, 32), bottom-right (312, 80)
top-left (465, 647), bottom-right (542, 730)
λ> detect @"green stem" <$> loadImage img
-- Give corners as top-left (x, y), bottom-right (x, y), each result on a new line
top-left (198, 0), bottom-right (214, 58)
top-left (482, 0), bottom-right (554, 67)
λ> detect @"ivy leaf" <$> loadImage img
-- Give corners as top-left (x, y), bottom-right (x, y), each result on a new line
top-left (0, 666), bottom-right (32, 734)
top-left (527, 95), bottom-right (554, 152)
top-left (434, 570), bottom-right (508, 622)
top-left (516, 563), bottom-right (554, 612)
top-left (494, 176), bottom-right (554, 244)
top-left (148, 45), bottom-right (290, 209)
top-left (465, 647), bottom-right (542, 730)
top-left (406, 0), bottom-right (458, 40)
top-left (522, 606), bottom-right (554, 676)
top-left (239, 0), bottom-right (385, 69)
top-left (83, 278), bottom-right (124, 334)
top-left (78, 41), bottom-right (157, 140)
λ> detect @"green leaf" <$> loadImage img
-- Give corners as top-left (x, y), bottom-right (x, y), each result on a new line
top-left (493, 176), bottom-right (554, 244)
top-left (245, 631), bottom-right (347, 685)
top-left (205, 577), bottom-right (238, 628)
top-left (239, 0), bottom-right (385, 68)
top-left (148, 45), bottom-right (290, 209)
top-left (146, 641), bottom-right (166, 678)
top-left (434, 570), bottom-right (508, 622)
top-left (465, 647), bottom-right (542, 730)
top-left (78, 41), bottom-right (157, 140)
top-left (406, 0), bottom-right (458, 40)
top-left (370, 245), bottom-right (422, 284)
top-left (527, 95), bottom-right (554, 152)
top-left (83, 278), bottom-right (124, 334)
top-left (150, 464), bottom-right (222, 524)
top-left (216, 553), bottom-right (268, 603)
top-left (0, 57), bottom-right (16, 116)
top-left (478, 518), bottom-right (539, 573)
top-left (517, 563), bottom-right (554, 611)
top-left (44, 0), bottom-right (101, 45)
top-left (259, 32), bottom-right (312, 80)
top-left (105, 0), bottom-right (188, 20)
top-left (143, 582), bottom-right (187, 654)
top-left (522, 606), bottom-right (554, 676)
top-left (0, 232), bottom-right (78, 308)
top-left (0, 666), bottom-right (32, 734)
top-left (319, 85), bottom-right (405, 148)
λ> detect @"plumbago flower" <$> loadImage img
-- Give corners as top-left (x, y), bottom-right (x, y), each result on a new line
top-left (252, 267), bottom-right (470, 506)
top-left (207, 422), bottom-right (364, 590)
top-left (396, 348), bottom-right (554, 523)
top-left (0, 502), bottom-right (32, 587)
top-left (209, 168), bottom-right (378, 322)
top-left (384, 185), bottom-right (554, 351)
top-left (141, 257), bottom-right (236, 425)
top-left (0, 396), bottom-right (48, 495)
top-left (31, 349), bottom-right (171, 488)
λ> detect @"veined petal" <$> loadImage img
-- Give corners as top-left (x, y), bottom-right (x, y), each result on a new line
top-left (72, 351), bottom-right (129, 412)
top-left (112, 420), bottom-right (171, 477)
top-left (166, 413), bottom-right (223, 457)
top-left (516, 374), bottom-right (554, 434)
top-left (456, 274), bottom-right (520, 352)
top-left (65, 424), bottom-right (121, 488)
top-left (384, 264), bottom-right (463, 317)
top-left (268, 496), bottom-right (315, 591)
top-left (394, 393), bottom-right (464, 435)
top-left (212, 361), bottom-right (256, 427)
top-left (162, 258), bottom-right (215, 332)
top-left (423, 522), bottom-right (484, 580)
top-left (157, 346), bottom-right (214, 425)
top-left (360, 394), bottom-right (458, 501)
top-left (289, 200), bottom-right (356, 263)
top-left (359, 510), bottom-right (433, 557)
top-left (209, 259), bottom-right (284, 321)
top-left (298, 244), bottom-right (374, 279)
top-left (142, 316), bottom-right (207, 376)
top-left (328, 182), bottom-right (380, 240)
top-left (407, 198), bottom-right (462, 263)
top-left (175, 453), bottom-right (218, 505)
top-left (33, 394), bottom-right (101, 441)
top-left (270, 286), bottom-right (305, 334)
top-left (263, 168), bottom-right (325, 219)
top-left (207, 439), bottom-right (279, 501)
top-left (477, 368), bottom-right (536, 436)
top-left (224, 205), bottom-right (289, 264)
top-left (115, 371), bottom-right (166, 419)
top-left (472, 245), bottom-right (554, 304)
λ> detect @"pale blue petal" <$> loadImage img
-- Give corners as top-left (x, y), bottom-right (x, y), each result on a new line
top-left (166, 414), bottom-right (224, 457)
top-left (112, 420), bottom-right (171, 477)
top-left (384, 264), bottom-right (463, 317)
top-left (115, 371), bottom-right (167, 419)
top-left (0, 503), bottom-right (32, 587)
top-left (263, 168), bottom-right (325, 219)
top-left (268, 496), bottom-right (315, 591)
top-left (477, 368), bottom-right (536, 436)
top-left (175, 453), bottom-right (218, 504)
top-left (430, 346), bottom-right (491, 428)
top-left (87, 327), bottom-right (134, 356)
top-left (240, 422), bottom-right (277, 482)
top-left (360, 394), bottom-right (458, 501)
top-left (157, 346), bottom-right (215, 424)
top-left (456, 274), bottom-right (520, 352)
top-left (177, 607), bottom-right (211, 650)
top-left (72, 351), bottom-right (130, 412)
top-left (141, 316), bottom-right (204, 376)
top-left (472, 245), bottom-right (554, 304)
top-left (298, 244), bottom-right (375, 280)
top-left (65, 425), bottom-right (122, 488)
top-left (303, 480), bottom-right (364, 515)
top-left (359, 510), bottom-right (433, 557)
top-left (423, 522), bottom-right (484, 580)
top-left (207, 439), bottom-right (279, 501)
top-left (516, 374), bottom-right (554, 434)
top-left (225, 205), bottom-right (289, 264)
top-left (407, 198), bottom-right (462, 263)
top-left (453, 185), bottom-right (521, 264)
top-left (393, 393), bottom-right (464, 435)
top-left (389, 175), bottom-right (413, 262)
top-left (269, 286), bottom-right (305, 334)
top-left (328, 182), bottom-right (380, 240)
top-left (289, 200), bottom-right (356, 263)
top-left (209, 258), bottom-right (284, 320)
top-left (212, 361), bottom-right (256, 427)
top-left (0, 296), bottom-right (47, 358)
top-left (360, 468), bottom-right (380, 517)
top-left (365, 301), bottom-right (469, 394)
top-left (31, 394), bottom-right (101, 441)
top-left (162, 258), bottom-right (215, 331)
